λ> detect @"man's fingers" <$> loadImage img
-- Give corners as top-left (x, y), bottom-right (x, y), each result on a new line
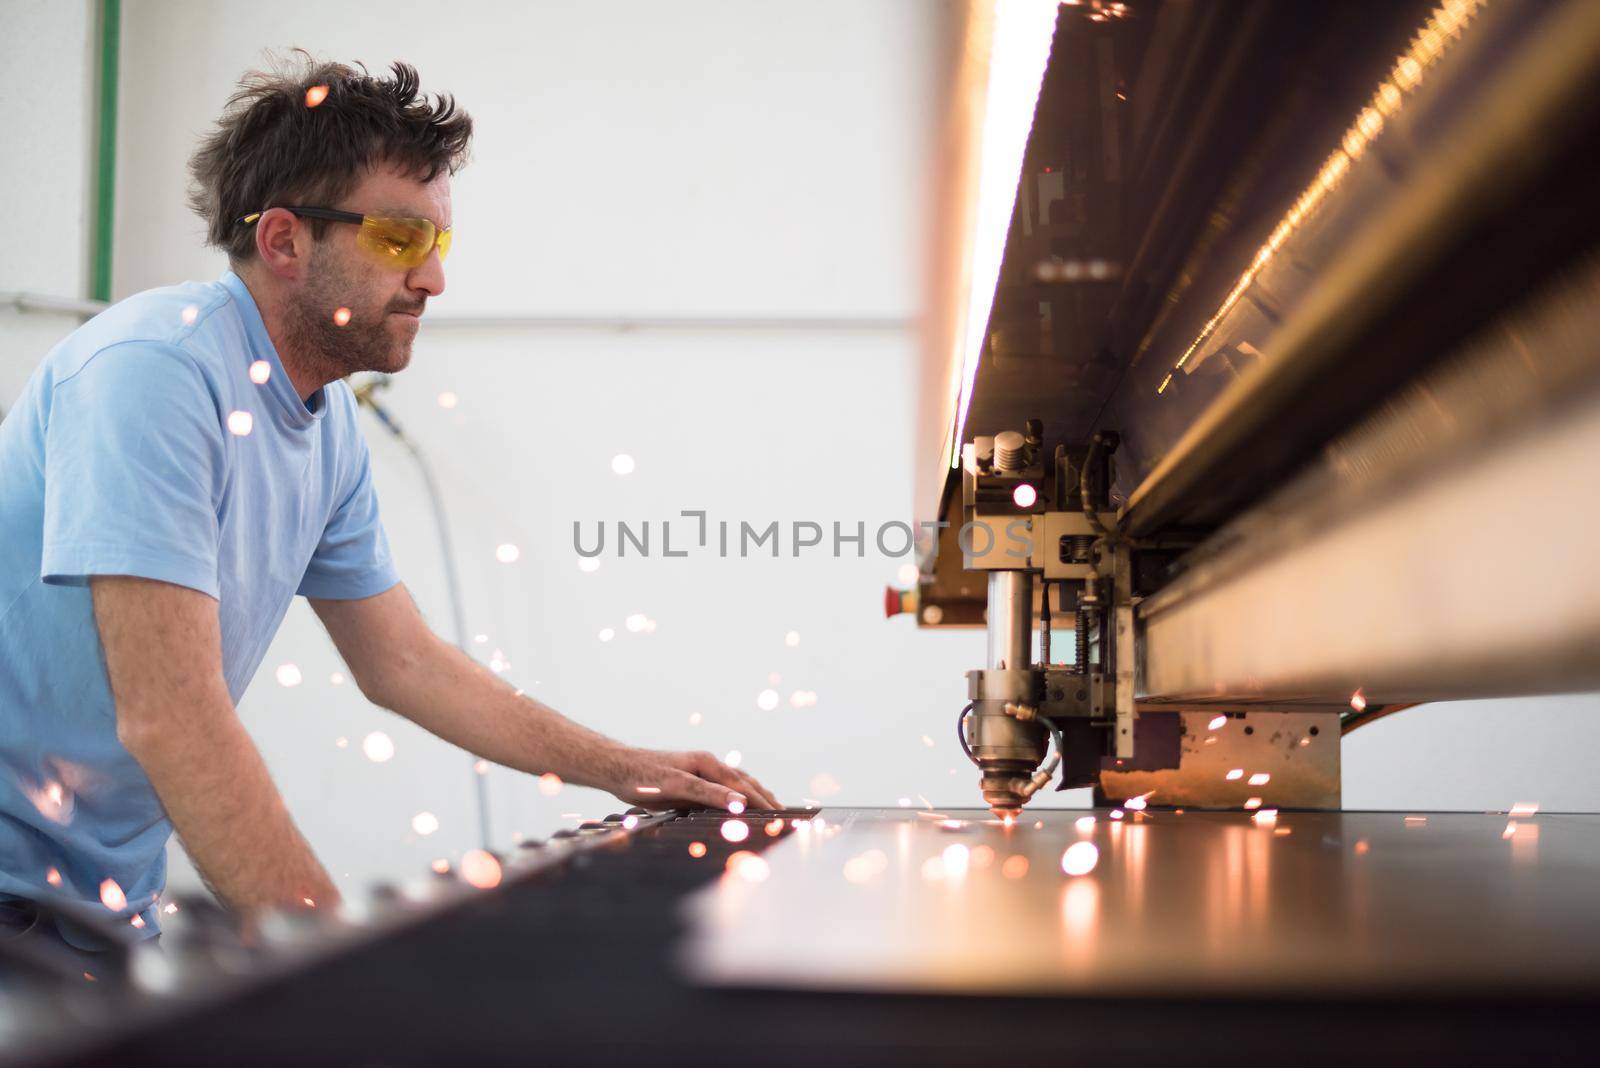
top-left (668, 769), bottom-right (744, 812)
top-left (732, 771), bottom-right (779, 811)
top-left (689, 755), bottom-right (779, 810)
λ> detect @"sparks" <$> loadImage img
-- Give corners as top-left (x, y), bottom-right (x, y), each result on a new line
top-left (765, 818), bottom-right (784, 836)
top-left (274, 662), bottom-right (302, 687)
top-left (181, 304), bottom-right (200, 325)
top-left (598, 627), bottom-right (615, 642)
top-left (1207, 715), bottom-right (1227, 731)
top-left (725, 750), bottom-right (743, 769)
top-left (1354, 839), bottom-right (1370, 855)
top-left (411, 811), bottom-right (439, 836)
top-left (1248, 772), bottom-right (1271, 786)
top-left (611, 453), bottom-right (635, 475)
top-left (1253, 809), bottom-right (1279, 827)
top-left (538, 772), bottom-right (562, 796)
top-left (622, 814), bottom-right (639, 830)
top-left (1002, 854), bottom-right (1029, 879)
top-left (1109, 809), bottom-right (1124, 821)
top-left (431, 858), bottom-right (451, 874)
top-left (461, 849), bottom-right (503, 889)
top-left (437, 391), bottom-right (458, 409)
top-left (784, 630), bottom-right (800, 647)
top-left (474, 759), bottom-right (490, 775)
top-left (329, 671), bottom-right (345, 685)
top-left (688, 712), bottom-right (703, 726)
top-left (1243, 797), bottom-right (1262, 810)
top-left (163, 902), bottom-right (178, 914)
top-left (688, 841), bottom-right (708, 858)
top-left (1061, 841), bottom-right (1099, 877)
top-left (757, 689), bottom-right (779, 711)
top-left (362, 731), bottom-right (395, 763)
top-left (304, 84), bottom-right (329, 107)
top-left (495, 543), bottom-right (521, 563)
top-left (1075, 815), bottom-right (1095, 833)
top-left (1404, 815), bottom-right (1428, 826)
top-left (1124, 794), bottom-right (1150, 812)
top-left (1350, 689), bottom-right (1367, 712)
top-left (1225, 768), bottom-right (1244, 781)
top-left (227, 410), bottom-right (254, 436)
top-left (726, 851), bottom-right (769, 883)
top-left (636, 785), bottom-right (662, 795)
top-left (332, 306), bottom-right (352, 327)
top-left (302, 897), bottom-right (316, 908)
top-left (843, 849), bottom-right (888, 884)
top-left (335, 737), bottom-right (348, 748)
top-left (99, 878), bottom-right (126, 911)
top-left (720, 820), bottom-right (749, 843)
top-left (247, 359), bottom-right (271, 384)
top-left (728, 798), bottom-right (746, 815)
top-left (1509, 801), bottom-right (1539, 818)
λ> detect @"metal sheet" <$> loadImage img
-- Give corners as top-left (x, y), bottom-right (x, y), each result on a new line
top-left (683, 807), bottom-right (1600, 997)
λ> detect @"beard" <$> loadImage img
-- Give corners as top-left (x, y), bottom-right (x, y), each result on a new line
top-left (282, 245), bottom-right (419, 380)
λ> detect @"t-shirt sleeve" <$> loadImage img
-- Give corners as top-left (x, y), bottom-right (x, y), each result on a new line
top-left (296, 423), bottom-right (400, 601)
top-left (41, 342), bottom-right (225, 598)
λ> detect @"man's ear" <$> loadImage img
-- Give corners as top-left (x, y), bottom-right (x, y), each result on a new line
top-left (254, 207), bottom-right (308, 280)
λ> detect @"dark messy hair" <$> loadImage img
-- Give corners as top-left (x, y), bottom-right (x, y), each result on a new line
top-left (188, 50), bottom-right (472, 262)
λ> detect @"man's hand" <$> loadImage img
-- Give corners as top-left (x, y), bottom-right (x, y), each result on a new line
top-left (312, 585), bottom-right (782, 813)
top-left (606, 749), bottom-right (780, 812)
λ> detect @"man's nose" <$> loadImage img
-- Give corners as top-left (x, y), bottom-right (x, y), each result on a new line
top-left (408, 247), bottom-right (446, 299)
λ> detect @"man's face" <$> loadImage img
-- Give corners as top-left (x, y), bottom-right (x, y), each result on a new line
top-left (288, 164), bottom-right (451, 377)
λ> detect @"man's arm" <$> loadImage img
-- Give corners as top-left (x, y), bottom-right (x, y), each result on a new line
top-left (92, 576), bottom-right (339, 914)
top-left (310, 584), bottom-right (779, 811)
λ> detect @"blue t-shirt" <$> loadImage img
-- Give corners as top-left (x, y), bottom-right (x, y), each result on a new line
top-left (0, 270), bottom-right (399, 937)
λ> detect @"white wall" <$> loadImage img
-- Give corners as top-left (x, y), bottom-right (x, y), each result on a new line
top-left (0, 0), bottom-right (96, 404)
top-left (3, 0), bottom-right (1598, 906)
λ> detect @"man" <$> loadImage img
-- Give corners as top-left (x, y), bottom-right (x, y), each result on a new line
top-left (0, 57), bottom-right (776, 971)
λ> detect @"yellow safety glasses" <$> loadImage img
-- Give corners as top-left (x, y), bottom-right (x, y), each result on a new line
top-left (238, 206), bottom-right (452, 269)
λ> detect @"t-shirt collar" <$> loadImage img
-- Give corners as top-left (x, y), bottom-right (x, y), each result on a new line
top-left (220, 269), bottom-right (326, 429)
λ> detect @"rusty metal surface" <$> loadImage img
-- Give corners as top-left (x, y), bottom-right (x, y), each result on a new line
top-left (1101, 710), bottom-right (1340, 810)
top-left (682, 806), bottom-right (1600, 997)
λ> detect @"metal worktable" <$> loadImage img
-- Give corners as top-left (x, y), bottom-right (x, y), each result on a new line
top-left (35, 806), bottom-right (1600, 1066)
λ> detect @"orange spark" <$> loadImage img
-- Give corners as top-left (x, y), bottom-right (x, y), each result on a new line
top-left (248, 360), bottom-right (271, 384)
top-left (1225, 768), bottom-right (1244, 781)
top-left (1509, 801), bottom-right (1539, 818)
top-left (636, 786), bottom-right (662, 795)
top-left (99, 878), bottom-right (126, 911)
top-left (1243, 797), bottom-right (1262, 810)
top-left (1252, 809), bottom-right (1278, 827)
top-left (1060, 841), bottom-right (1099, 877)
top-left (728, 798), bottom-right (746, 815)
top-left (1248, 773), bottom-right (1271, 786)
top-left (461, 849), bottom-right (503, 889)
top-left (431, 858), bottom-right (451, 874)
top-left (1002, 854), bottom-right (1030, 879)
top-left (46, 867), bottom-right (62, 887)
top-left (1354, 839), bottom-right (1370, 855)
top-left (304, 84), bottom-right (329, 107)
top-left (1350, 689), bottom-right (1367, 712)
top-left (1075, 815), bottom-right (1095, 833)
top-left (725, 851), bottom-right (769, 883)
top-left (688, 841), bottom-right (708, 858)
top-left (1207, 715), bottom-right (1227, 731)
top-left (130, 914), bottom-right (146, 928)
top-left (764, 818), bottom-right (784, 836)
top-left (538, 773), bottom-right (562, 796)
top-left (332, 307), bottom-right (352, 327)
top-left (720, 820), bottom-right (749, 843)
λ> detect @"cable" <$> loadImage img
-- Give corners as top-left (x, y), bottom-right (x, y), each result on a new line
top-left (957, 702), bottom-right (978, 767)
